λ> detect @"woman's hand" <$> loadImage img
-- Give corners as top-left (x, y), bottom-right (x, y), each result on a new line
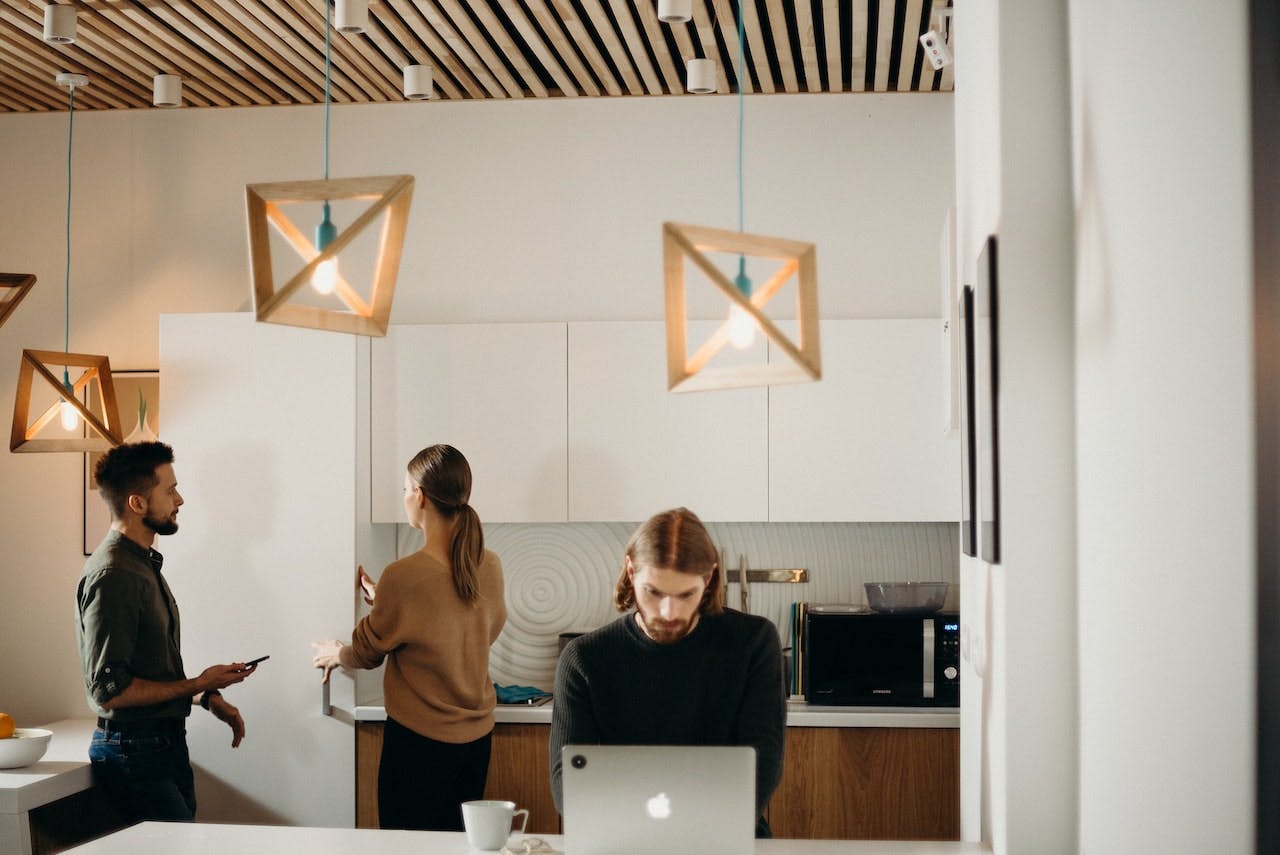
top-left (310, 640), bottom-right (345, 684)
top-left (356, 565), bottom-right (376, 606)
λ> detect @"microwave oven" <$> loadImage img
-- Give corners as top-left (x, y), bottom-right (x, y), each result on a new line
top-left (804, 606), bottom-right (960, 707)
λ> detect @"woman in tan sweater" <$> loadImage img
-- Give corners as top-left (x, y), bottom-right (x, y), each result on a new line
top-left (312, 445), bottom-right (507, 831)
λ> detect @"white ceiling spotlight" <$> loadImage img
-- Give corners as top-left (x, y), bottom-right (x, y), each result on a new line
top-left (686, 58), bottom-right (715, 94)
top-left (42, 3), bottom-right (75, 45)
top-left (335, 0), bottom-right (367, 34)
top-left (152, 74), bottom-right (182, 108)
top-left (404, 64), bottom-right (433, 100)
top-left (658, 0), bottom-right (692, 24)
top-left (920, 7), bottom-right (954, 70)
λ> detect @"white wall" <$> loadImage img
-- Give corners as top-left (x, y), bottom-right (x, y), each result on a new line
top-left (159, 313), bottom-right (357, 826)
top-left (0, 93), bottom-right (955, 819)
top-left (952, 1), bottom-right (1258, 853)
top-left (953, 1), bottom-right (1079, 850)
top-left (1069, 2), bottom-right (1254, 853)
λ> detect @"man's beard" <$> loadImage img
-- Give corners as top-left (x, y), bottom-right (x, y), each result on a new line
top-left (636, 607), bottom-right (697, 644)
top-left (143, 512), bottom-right (178, 536)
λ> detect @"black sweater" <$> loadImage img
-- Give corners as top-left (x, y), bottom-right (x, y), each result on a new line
top-left (549, 608), bottom-right (786, 822)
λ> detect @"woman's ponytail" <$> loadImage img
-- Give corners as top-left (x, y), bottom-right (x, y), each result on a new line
top-left (406, 444), bottom-right (485, 602)
top-left (449, 504), bottom-right (484, 602)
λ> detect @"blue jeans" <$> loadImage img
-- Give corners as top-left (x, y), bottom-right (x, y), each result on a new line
top-left (89, 723), bottom-right (196, 822)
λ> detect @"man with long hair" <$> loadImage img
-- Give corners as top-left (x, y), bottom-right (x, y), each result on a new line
top-left (549, 507), bottom-right (786, 837)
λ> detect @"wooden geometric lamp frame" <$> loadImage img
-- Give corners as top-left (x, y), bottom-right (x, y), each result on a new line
top-left (0, 273), bottom-right (35, 329)
top-left (663, 221), bottom-right (821, 392)
top-left (246, 174), bottom-right (414, 337)
top-left (10, 349), bottom-right (122, 452)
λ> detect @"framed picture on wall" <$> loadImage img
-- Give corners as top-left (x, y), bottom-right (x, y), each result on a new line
top-left (83, 370), bottom-right (159, 555)
top-left (959, 284), bottom-right (977, 557)
top-left (975, 236), bottom-right (1001, 564)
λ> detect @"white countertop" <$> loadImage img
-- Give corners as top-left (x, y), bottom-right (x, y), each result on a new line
top-left (0, 718), bottom-right (95, 813)
top-left (341, 699), bottom-right (959, 729)
top-left (63, 821), bottom-right (989, 854)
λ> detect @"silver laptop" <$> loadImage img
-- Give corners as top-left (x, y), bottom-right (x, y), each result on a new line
top-left (561, 744), bottom-right (756, 855)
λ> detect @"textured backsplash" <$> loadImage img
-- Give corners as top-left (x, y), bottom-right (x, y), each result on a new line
top-left (394, 521), bottom-right (959, 692)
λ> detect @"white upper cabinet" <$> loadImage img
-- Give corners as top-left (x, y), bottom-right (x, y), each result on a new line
top-left (371, 320), bottom-right (956, 524)
top-left (568, 321), bottom-right (769, 522)
top-left (370, 324), bottom-right (568, 523)
top-left (769, 319), bottom-right (960, 522)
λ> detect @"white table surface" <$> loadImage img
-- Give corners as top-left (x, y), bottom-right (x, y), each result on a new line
top-left (62, 822), bottom-right (990, 854)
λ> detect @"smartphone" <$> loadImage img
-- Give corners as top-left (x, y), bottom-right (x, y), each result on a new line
top-left (242, 655), bottom-right (269, 670)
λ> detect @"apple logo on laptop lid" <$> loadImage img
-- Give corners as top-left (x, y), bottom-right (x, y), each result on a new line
top-left (645, 792), bottom-right (672, 820)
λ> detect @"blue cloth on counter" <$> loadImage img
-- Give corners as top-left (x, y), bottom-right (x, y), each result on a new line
top-left (494, 684), bottom-right (552, 704)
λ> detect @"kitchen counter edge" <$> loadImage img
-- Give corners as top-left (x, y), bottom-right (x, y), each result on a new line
top-left (341, 701), bottom-right (959, 728)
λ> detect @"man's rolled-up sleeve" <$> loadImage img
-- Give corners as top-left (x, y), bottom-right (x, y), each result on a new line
top-left (78, 572), bottom-right (141, 705)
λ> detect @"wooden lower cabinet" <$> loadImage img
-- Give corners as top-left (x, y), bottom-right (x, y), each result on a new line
top-left (356, 722), bottom-right (958, 840)
top-left (767, 727), bottom-right (959, 840)
top-left (356, 722), bottom-right (560, 833)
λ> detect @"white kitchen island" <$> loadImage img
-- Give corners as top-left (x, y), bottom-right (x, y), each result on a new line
top-left (63, 821), bottom-right (990, 854)
top-left (0, 719), bottom-right (98, 855)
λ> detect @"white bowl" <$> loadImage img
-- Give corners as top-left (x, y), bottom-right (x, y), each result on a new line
top-left (0, 728), bottom-right (52, 769)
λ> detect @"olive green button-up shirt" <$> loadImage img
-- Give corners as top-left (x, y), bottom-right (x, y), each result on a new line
top-left (77, 529), bottom-right (190, 721)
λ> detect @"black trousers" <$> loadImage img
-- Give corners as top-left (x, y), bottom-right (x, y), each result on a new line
top-left (377, 715), bottom-right (493, 831)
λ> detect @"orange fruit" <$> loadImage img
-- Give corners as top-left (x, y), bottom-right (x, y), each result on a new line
top-left (0, 712), bottom-right (13, 739)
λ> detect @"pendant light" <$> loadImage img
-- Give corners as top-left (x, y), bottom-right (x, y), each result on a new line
top-left (10, 74), bottom-right (122, 453)
top-left (245, 1), bottom-right (413, 337)
top-left (661, 0), bottom-right (821, 392)
top-left (0, 273), bottom-right (36, 329)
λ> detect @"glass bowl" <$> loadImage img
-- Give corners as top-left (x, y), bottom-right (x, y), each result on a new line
top-left (864, 581), bottom-right (950, 615)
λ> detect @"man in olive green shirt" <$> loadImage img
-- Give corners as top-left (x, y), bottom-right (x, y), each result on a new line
top-left (77, 441), bottom-right (259, 822)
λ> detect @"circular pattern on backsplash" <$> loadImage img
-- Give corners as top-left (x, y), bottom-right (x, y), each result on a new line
top-left (486, 524), bottom-right (628, 690)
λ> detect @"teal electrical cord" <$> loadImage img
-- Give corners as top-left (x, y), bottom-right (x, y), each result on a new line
top-left (65, 84), bottom-right (74, 359)
top-left (735, 0), bottom-right (748, 294)
top-left (323, 0), bottom-right (331, 180)
top-left (314, 1), bottom-right (335, 255)
top-left (63, 84), bottom-right (75, 392)
top-left (736, 0), bottom-right (745, 237)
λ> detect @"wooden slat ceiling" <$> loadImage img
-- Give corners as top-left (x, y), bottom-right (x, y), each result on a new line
top-left (0, 0), bottom-right (953, 112)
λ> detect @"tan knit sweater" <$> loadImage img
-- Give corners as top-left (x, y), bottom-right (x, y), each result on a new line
top-left (349, 548), bottom-right (506, 743)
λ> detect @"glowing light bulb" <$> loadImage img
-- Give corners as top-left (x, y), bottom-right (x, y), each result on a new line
top-left (312, 256), bottom-right (339, 295)
top-left (728, 303), bottom-right (756, 349)
top-left (728, 259), bottom-right (755, 349)
top-left (59, 398), bottom-right (79, 431)
top-left (312, 201), bottom-right (339, 295)
top-left (58, 374), bottom-right (79, 431)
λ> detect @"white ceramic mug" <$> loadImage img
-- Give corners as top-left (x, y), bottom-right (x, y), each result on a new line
top-left (461, 799), bottom-right (529, 851)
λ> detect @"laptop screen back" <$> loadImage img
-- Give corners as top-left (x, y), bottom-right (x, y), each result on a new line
top-left (561, 744), bottom-right (756, 855)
